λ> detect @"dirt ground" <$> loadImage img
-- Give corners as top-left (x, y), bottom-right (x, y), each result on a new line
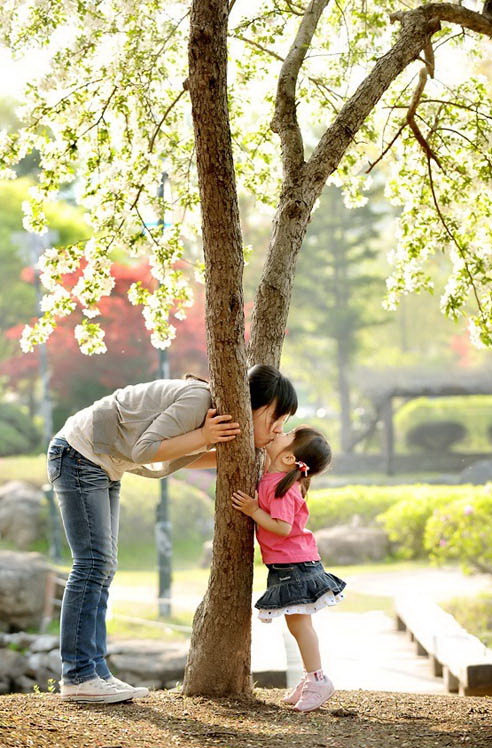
top-left (0, 688), bottom-right (491, 748)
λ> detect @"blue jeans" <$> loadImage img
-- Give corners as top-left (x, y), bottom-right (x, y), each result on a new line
top-left (47, 437), bottom-right (120, 684)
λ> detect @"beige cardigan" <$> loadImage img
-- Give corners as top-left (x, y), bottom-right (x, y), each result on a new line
top-left (59, 379), bottom-right (212, 480)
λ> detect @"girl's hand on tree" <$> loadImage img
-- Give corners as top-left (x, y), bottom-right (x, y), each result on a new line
top-left (202, 408), bottom-right (240, 444)
top-left (232, 490), bottom-right (259, 517)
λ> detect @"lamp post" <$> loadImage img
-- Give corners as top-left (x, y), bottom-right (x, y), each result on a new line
top-left (17, 231), bottom-right (62, 562)
top-left (155, 171), bottom-right (172, 617)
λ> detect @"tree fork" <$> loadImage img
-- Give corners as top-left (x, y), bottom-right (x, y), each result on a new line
top-left (249, 3), bottom-right (492, 366)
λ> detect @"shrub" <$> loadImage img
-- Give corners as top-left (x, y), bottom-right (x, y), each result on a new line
top-left (441, 592), bottom-right (492, 648)
top-left (0, 421), bottom-right (26, 456)
top-left (424, 489), bottom-right (492, 575)
top-left (377, 487), bottom-right (458, 559)
top-left (307, 485), bottom-right (398, 531)
top-left (406, 420), bottom-right (467, 452)
top-left (309, 484), bottom-right (491, 562)
top-left (118, 474), bottom-right (214, 550)
top-left (0, 403), bottom-right (42, 456)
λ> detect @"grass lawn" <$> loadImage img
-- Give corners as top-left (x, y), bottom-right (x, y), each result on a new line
top-left (40, 560), bottom-right (410, 640)
top-left (76, 560), bottom-right (420, 640)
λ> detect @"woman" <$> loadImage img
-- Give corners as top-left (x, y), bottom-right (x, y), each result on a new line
top-left (47, 365), bottom-right (297, 703)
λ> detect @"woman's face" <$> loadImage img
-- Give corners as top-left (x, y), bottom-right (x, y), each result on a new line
top-left (252, 403), bottom-right (289, 448)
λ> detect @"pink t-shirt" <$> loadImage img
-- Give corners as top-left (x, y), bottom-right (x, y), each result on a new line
top-left (256, 471), bottom-right (320, 564)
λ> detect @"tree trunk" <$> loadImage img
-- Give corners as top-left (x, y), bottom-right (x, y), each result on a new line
top-left (183, 0), bottom-right (256, 696)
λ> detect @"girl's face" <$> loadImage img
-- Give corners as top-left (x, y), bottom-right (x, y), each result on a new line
top-left (265, 429), bottom-right (296, 464)
top-left (252, 403), bottom-right (289, 448)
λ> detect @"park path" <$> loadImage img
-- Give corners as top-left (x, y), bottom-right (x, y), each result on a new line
top-left (110, 566), bottom-right (491, 695)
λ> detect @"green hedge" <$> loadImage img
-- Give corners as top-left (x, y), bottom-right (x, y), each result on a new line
top-left (424, 491), bottom-right (492, 575)
top-left (307, 485), bottom-right (402, 530)
top-left (376, 486), bottom-right (478, 559)
top-left (308, 483), bottom-right (491, 563)
top-left (394, 395), bottom-right (492, 453)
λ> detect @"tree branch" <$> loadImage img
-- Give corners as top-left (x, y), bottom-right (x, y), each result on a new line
top-left (426, 154), bottom-right (484, 318)
top-left (406, 42), bottom-right (443, 169)
top-left (148, 89), bottom-right (187, 152)
top-left (392, 3), bottom-right (492, 36)
top-left (366, 123), bottom-right (406, 174)
top-left (271, 0), bottom-right (330, 178)
top-left (304, 3), bottom-right (492, 192)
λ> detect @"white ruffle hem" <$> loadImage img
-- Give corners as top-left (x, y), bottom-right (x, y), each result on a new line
top-left (257, 588), bottom-right (345, 623)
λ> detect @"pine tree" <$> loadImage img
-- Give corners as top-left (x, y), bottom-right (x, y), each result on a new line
top-left (287, 185), bottom-right (388, 451)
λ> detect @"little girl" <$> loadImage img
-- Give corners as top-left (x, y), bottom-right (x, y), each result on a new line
top-left (232, 426), bottom-right (346, 713)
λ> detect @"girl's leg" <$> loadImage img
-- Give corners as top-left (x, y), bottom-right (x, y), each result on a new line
top-left (53, 449), bottom-right (116, 685)
top-left (94, 479), bottom-right (121, 680)
top-left (285, 613), bottom-right (335, 712)
top-left (285, 614), bottom-right (321, 673)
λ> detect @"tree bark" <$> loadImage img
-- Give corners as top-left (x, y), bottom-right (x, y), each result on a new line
top-left (184, 0), bottom-right (256, 696)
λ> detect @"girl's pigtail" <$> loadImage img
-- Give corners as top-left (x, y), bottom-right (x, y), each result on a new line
top-left (299, 475), bottom-right (311, 498)
top-left (274, 467), bottom-right (301, 498)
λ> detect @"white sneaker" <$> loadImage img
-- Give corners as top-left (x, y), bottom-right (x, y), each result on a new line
top-left (60, 676), bottom-right (135, 703)
top-left (294, 676), bottom-right (335, 712)
top-left (104, 676), bottom-right (149, 699)
top-left (282, 675), bottom-right (307, 704)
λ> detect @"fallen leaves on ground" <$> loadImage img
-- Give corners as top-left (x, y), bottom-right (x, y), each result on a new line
top-left (0, 689), bottom-right (491, 748)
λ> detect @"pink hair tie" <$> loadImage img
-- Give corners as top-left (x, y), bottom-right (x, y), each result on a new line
top-left (295, 460), bottom-right (310, 475)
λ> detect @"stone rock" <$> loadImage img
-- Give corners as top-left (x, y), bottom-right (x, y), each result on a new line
top-left (30, 635), bottom-right (59, 653)
top-left (27, 652), bottom-right (50, 675)
top-left (315, 524), bottom-right (390, 566)
top-left (0, 649), bottom-right (28, 681)
top-left (0, 551), bottom-right (52, 631)
top-left (0, 632), bottom-right (37, 649)
top-left (15, 675), bottom-right (38, 693)
top-left (0, 481), bottom-right (45, 549)
top-left (459, 459), bottom-right (492, 485)
top-left (107, 640), bottom-right (188, 689)
top-left (47, 649), bottom-right (61, 673)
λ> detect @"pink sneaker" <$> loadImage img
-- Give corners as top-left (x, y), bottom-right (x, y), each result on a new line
top-left (282, 675), bottom-right (306, 704)
top-left (294, 676), bottom-right (335, 712)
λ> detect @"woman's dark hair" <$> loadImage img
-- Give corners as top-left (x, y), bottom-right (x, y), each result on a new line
top-left (248, 364), bottom-right (297, 420)
top-left (275, 428), bottom-right (331, 498)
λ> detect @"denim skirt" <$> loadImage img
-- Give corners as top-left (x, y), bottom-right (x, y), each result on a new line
top-left (255, 560), bottom-right (346, 623)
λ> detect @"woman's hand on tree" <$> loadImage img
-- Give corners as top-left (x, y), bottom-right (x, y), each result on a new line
top-left (232, 489), bottom-right (259, 517)
top-left (202, 408), bottom-right (240, 444)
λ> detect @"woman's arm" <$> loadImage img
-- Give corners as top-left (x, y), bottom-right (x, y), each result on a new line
top-left (147, 409), bottom-right (240, 463)
top-left (232, 490), bottom-right (292, 537)
top-left (184, 451), bottom-right (217, 469)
